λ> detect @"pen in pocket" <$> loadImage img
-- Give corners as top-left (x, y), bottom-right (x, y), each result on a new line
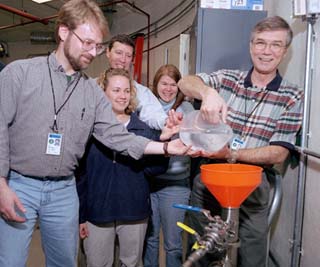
top-left (81, 108), bottom-right (85, 120)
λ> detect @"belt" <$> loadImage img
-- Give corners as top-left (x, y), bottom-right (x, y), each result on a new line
top-left (26, 175), bottom-right (73, 181)
top-left (10, 170), bottom-right (73, 182)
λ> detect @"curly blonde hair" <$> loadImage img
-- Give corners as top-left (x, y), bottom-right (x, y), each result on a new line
top-left (97, 68), bottom-right (137, 115)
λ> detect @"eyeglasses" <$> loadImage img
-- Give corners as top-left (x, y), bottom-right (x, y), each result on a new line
top-left (71, 30), bottom-right (106, 55)
top-left (251, 40), bottom-right (286, 53)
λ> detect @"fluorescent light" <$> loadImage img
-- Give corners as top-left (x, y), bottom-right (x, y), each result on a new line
top-left (32, 0), bottom-right (53, 3)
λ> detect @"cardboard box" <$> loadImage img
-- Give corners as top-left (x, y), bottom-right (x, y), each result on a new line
top-left (200, 0), bottom-right (264, 11)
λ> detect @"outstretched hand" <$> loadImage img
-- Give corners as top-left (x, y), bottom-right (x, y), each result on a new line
top-left (199, 145), bottom-right (230, 159)
top-left (167, 139), bottom-right (191, 156)
top-left (160, 110), bottom-right (183, 141)
top-left (167, 138), bottom-right (205, 157)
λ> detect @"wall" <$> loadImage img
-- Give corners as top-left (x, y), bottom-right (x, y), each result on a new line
top-left (266, 1), bottom-right (320, 267)
top-left (299, 16), bottom-right (320, 267)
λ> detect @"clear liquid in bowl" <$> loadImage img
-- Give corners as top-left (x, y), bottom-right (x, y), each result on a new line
top-left (179, 110), bottom-right (233, 152)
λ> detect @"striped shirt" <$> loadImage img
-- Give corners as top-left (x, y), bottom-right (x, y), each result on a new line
top-left (198, 68), bottom-right (303, 150)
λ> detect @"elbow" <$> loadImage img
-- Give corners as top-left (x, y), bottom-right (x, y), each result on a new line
top-left (177, 77), bottom-right (188, 90)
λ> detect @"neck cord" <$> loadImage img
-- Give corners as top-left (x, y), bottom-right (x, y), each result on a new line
top-left (47, 55), bottom-right (81, 132)
top-left (242, 86), bottom-right (269, 139)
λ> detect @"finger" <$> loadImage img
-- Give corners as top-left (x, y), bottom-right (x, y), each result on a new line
top-left (79, 231), bottom-right (85, 239)
top-left (171, 110), bottom-right (183, 125)
top-left (11, 212), bottom-right (27, 223)
top-left (188, 149), bottom-right (202, 158)
top-left (1, 211), bottom-right (26, 223)
top-left (200, 107), bottom-right (214, 124)
top-left (220, 104), bottom-right (228, 123)
top-left (202, 151), bottom-right (219, 158)
top-left (0, 213), bottom-right (8, 221)
top-left (176, 112), bottom-right (183, 121)
top-left (12, 198), bottom-right (27, 222)
top-left (168, 110), bottom-right (176, 121)
top-left (168, 109), bottom-right (175, 116)
top-left (14, 197), bottom-right (26, 213)
top-left (188, 151), bottom-right (200, 158)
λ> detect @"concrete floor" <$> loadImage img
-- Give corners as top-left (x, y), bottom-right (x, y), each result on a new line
top-left (27, 226), bottom-right (45, 266)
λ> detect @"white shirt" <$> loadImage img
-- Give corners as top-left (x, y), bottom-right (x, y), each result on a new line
top-left (134, 81), bottom-right (167, 130)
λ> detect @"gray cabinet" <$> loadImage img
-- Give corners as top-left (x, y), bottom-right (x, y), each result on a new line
top-left (192, 8), bottom-right (267, 73)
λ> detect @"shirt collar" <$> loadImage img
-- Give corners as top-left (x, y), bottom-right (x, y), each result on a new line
top-left (159, 97), bottom-right (176, 113)
top-left (244, 67), bottom-right (282, 91)
top-left (48, 52), bottom-right (82, 79)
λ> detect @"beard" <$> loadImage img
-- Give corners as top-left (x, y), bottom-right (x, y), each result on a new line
top-left (64, 37), bottom-right (93, 71)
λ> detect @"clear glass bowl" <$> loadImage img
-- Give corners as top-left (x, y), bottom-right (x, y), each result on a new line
top-left (179, 110), bottom-right (233, 152)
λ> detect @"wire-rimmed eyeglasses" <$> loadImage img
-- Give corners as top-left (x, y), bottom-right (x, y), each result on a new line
top-left (251, 40), bottom-right (287, 53)
top-left (71, 30), bottom-right (106, 56)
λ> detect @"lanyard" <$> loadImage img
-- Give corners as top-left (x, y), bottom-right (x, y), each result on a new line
top-left (47, 55), bottom-right (80, 132)
top-left (241, 88), bottom-right (269, 138)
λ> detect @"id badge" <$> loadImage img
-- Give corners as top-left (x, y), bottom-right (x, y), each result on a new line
top-left (46, 133), bottom-right (62, 155)
top-left (230, 135), bottom-right (245, 150)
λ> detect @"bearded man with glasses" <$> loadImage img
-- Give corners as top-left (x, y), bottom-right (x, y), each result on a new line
top-left (178, 16), bottom-right (303, 267)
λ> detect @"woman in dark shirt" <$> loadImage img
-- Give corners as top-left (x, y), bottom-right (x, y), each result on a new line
top-left (77, 68), bottom-right (169, 267)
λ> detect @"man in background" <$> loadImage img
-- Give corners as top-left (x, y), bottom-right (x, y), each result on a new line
top-left (105, 34), bottom-right (167, 130)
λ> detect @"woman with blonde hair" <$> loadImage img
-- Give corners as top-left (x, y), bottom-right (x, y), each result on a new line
top-left (77, 68), bottom-right (169, 267)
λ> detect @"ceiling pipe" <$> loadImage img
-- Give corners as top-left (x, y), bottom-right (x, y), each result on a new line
top-left (0, 15), bottom-right (56, 30)
top-left (0, 3), bottom-right (49, 24)
top-left (0, 1), bottom-right (150, 85)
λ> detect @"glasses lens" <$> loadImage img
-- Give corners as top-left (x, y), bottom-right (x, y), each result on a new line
top-left (253, 40), bottom-right (284, 53)
top-left (81, 40), bottom-right (93, 51)
top-left (253, 41), bottom-right (266, 50)
top-left (271, 44), bottom-right (282, 52)
top-left (96, 45), bottom-right (105, 55)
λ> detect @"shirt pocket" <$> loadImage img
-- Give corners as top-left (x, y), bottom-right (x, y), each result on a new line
top-left (69, 107), bottom-right (95, 145)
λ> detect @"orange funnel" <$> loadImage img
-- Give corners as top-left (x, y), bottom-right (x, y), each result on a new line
top-left (200, 164), bottom-right (262, 208)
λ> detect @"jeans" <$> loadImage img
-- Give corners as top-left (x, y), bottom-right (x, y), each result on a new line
top-left (144, 185), bottom-right (190, 267)
top-left (0, 171), bottom-right (79, 267)
top-left (186, 173), bottom-right (270, 267)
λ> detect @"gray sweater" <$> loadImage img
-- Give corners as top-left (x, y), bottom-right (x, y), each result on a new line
top-left (156, 99), bottom-right (194, 181)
